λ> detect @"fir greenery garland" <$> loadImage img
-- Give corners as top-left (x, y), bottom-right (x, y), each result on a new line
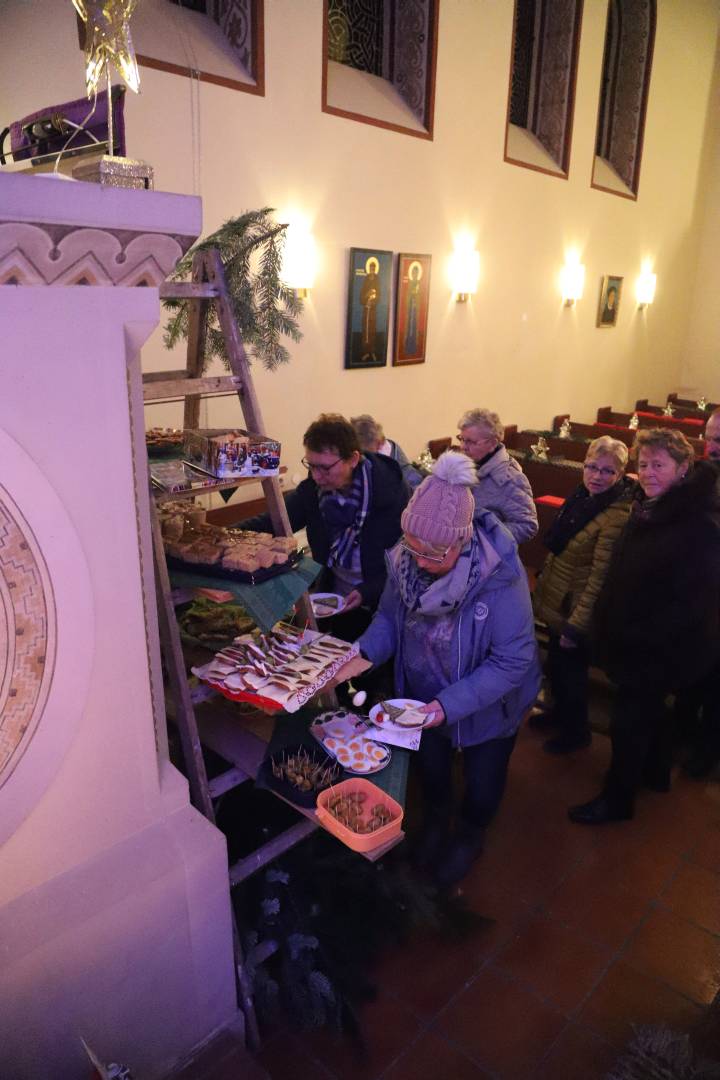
top-left (163, 208), bottom-right (303, 373)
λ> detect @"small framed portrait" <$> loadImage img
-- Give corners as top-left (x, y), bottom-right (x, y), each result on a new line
top-left (393, 253), bottom-right (432, 366)
top-left (344, 248), bottom-right (393, 369)
top-left (597, 275), bottom-right (623, 328)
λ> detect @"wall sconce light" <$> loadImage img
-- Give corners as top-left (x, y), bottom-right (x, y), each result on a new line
top-left (449, 240), bottom-right (480, 302)
top-left (281, 218), bottom-right (317, 299)
top-left (560, 259), bottom-right (585, 306)
top-left (636, 268), bottom-right (657, 309)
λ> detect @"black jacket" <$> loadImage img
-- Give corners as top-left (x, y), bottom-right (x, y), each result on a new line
top-left (243, 452), bottom-right (408, 608)
top-left (593, 461), bottom-right (720, 690)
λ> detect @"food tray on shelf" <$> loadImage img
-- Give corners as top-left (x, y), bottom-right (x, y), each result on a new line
top-left (316, 778), bottom-right (403, 852)
top-left (256, 743), bottom-right (344, 808)
top-left (166, 547), bottom-right (302, 586)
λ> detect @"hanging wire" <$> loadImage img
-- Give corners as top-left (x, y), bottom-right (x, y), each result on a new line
top-left (52, 84), bottom-right (100, 175)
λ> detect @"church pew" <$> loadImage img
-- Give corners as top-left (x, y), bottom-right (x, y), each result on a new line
top-left (668, 392), bottom-right (719, 413)
top-left (553, 415), bottom-right (705, 456)
top-left (596, 406), bottom-right (705, 438)
top-left (636, 398), bottom-right (713, 422)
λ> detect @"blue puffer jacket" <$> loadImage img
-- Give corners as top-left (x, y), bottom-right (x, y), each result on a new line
top-left (359, 509), bottom-right (541, 748)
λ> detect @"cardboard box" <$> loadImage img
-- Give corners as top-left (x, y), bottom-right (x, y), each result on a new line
top-left (183, 429), bottom-right (281, 479)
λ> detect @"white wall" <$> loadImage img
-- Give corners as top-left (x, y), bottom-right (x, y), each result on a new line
top-left (3, 0), bottom-right (719, 478)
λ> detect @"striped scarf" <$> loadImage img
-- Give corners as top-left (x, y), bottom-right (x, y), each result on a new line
top-left (318, 457), bottom-right (373, 570)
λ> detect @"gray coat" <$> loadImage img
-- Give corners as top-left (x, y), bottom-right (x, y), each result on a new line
top-left (358, 510), bottom-right (541, 747)
top-left (472, 445), bottom-right (538, 544)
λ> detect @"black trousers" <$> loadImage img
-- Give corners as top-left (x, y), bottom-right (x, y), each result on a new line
top-left (604, 684), bottom-right (674, 811)
top-left (674, 663), bottom-right (720, 763)
top-left (546, 631), bottom-right (590, 738)
top-left (417, 728), bottom-right (516, 828)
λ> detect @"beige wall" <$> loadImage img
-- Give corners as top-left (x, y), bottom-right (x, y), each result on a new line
top-left (680, 25), bottom-right (720, 400)
top-left (3, 0), bottom-right (720, 480)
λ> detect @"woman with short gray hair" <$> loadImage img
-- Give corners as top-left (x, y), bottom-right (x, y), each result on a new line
top-left (457, 408), bottom-right (538, 544)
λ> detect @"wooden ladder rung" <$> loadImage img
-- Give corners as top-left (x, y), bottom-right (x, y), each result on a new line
top-left (209, 766), bottom-right (249, 799)
top-left (143, 374), bottom-right (243, 402)
top-left (229, 820), bottom-right (318, 886)
top-left (159, 282), bottom-right (219, 300)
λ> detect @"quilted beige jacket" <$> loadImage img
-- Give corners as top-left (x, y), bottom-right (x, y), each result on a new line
top-left (533, 498), bottom-right (631, 638)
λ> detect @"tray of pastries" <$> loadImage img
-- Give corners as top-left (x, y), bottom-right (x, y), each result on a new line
top-left (192, 622), bottom-right (359, 713)
top-left (159, 504), bottom-right (300, 584)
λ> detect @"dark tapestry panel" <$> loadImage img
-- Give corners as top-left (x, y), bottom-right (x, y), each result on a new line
top-left (532, 0), bottom-right (579, 169)
top-left (595, 0), bottom-right (621, 158)
top-left (328, 0), bottom-right (384, 76)
top-left (392, 0), bottom-right (431, 124)
top-left (607, 0), bottom-right (653, 190)
top-left (510, 0), bottom-right (536, 127)
top-left (168, 0), bottom-right (255, 75)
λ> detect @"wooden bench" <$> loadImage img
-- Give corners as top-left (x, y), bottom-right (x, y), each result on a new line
top-left (596, 406), bottom-right (705, 439)
top-left (552, 415), bottom-right (705, 457)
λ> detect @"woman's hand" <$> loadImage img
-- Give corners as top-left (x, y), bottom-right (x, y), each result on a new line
top-left (559, 634), bottom-right (578, 649)
top-left (420, 699), bottom-right (446, 727)
top-left (342, 589), bottom-right (363, 612)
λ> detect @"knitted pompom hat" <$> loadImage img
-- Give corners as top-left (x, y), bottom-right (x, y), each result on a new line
top-left (401, 451), bottom-right (476, 547)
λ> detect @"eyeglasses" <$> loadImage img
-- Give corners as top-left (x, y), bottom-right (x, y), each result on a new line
top-left (301, 456), bottom-right (343, 474)
top-left (400, 539), bottom-right (452, 564)
top-left (583, 463), bottom-right (618, 478)
top-left (457, 434), bottom-right (491, 448)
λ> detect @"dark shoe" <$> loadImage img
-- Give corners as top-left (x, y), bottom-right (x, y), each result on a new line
top-left (543, 731), bottom-right (592, 755)
top-left (528, 709), bottom-right (559, 732)
top-left (433, 823), bottom-right (485, 889)
top-left (568, 795), bottom-right (633, 825)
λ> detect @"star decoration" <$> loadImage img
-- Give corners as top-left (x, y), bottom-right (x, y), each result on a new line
top-left (72, 0), bottom-right (141, 96)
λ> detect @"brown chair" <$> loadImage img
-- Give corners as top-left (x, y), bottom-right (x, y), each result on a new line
top-left (428, 436), bottom-right (452, 459)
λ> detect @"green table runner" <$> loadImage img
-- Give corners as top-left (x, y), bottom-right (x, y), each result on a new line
top-left (168, 555), bottom-right (323, 632)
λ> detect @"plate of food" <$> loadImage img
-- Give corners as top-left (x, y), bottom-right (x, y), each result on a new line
top-left (319, 733), bottom-right (391, 775)
top-left (369, 699), bottom-right (429, 729)
top-left (311, 592), bottom-right (346, 619)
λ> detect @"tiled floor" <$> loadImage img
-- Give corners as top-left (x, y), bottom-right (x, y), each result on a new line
top-left (175, 723), bottom-right (720, 1079)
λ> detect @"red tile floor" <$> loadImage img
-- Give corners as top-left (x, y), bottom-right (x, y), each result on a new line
top-left (174, 722), bottom-right (720, 1079)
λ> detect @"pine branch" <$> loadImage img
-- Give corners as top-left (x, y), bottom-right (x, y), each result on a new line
top-left (162, 209), bottom-right (304, 373)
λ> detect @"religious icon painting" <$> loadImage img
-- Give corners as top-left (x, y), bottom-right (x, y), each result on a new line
top-left (597, 275), bottom-right (623, 328)
top-left (393, 253), bottom-right (431, 366)
top-left (344, 248), bottom-right (393, 369)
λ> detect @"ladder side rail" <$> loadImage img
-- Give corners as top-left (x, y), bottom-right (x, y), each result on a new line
top-left (182, 252), bottom-right (212, 430)
top-left (201, 250), bottom-right (295, 540)
top-left (150, 499), bottom-right (215, 821)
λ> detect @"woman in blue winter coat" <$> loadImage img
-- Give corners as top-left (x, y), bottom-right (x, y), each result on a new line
top-left (334, 451), bottom-right (540, 887)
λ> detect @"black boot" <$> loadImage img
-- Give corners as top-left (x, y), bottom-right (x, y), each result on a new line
top-left (567, 793), bottom-right (633, 825)
top-left (433, 821), bottom-right (485, 888)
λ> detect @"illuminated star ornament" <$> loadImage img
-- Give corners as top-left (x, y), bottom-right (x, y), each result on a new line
top-left (72, 0), bottom-right (141, 96)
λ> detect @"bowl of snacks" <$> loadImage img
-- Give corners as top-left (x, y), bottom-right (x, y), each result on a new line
top-left (258, 744), bottom-right (343, 808)
top-left (315, 778), bottom-right (403, 852)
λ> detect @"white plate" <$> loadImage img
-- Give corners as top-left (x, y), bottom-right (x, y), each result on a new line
top-left (369, 698), bottom-right (428, 729)
top-left (311, 592), bottom-right (346, 618)
top-left (320, 733), bottom-right (391, 775)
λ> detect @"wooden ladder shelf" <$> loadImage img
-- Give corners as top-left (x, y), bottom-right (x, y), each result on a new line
top-left (144, 248), bottom-right (316, 1049)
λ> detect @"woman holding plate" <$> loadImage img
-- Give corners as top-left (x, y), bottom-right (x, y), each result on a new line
top-left (334, 451), bottom-right (540, 888)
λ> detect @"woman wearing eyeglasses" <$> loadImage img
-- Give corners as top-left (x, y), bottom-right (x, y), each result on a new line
top-left (569, 429), bottom-right (720, 824)
top-left (532, 436), bottom-right (633, 754)
top-left (334, 451), bottom-right (540, 888)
